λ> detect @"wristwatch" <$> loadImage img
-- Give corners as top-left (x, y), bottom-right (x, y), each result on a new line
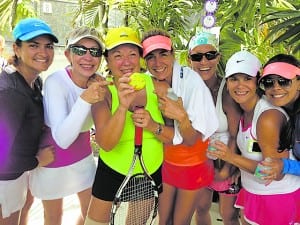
top-left (154, 123), bottom-right (162, 135)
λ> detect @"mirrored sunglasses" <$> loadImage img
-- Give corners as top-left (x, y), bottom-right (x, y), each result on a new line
top-left (70, 45), bottom-right (102, 57)
top-left (259, 77), bottom-right (293, 90)
top-left (189, 51), bottom-right (219, 62)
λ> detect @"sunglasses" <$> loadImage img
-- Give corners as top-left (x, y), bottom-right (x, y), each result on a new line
top-left (259, 77), bottom-right (293, 90)
top-left (70, 45), bottom-right (102, 57)
top-left (189, 51), bottom-right (219, 62)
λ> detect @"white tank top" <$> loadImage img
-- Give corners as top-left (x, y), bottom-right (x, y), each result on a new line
top-left (211, 79), bottom-right (229, 144)
top-left (237, 97), bottom-right (300, 194)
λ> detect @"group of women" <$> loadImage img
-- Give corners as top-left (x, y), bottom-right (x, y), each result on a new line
top-left (0, 17), bottom-right (300, 225)
top-left (209, 51), bottom-right (300, 225)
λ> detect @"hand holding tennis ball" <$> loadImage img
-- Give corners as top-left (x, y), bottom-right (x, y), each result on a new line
top-left (129, 73), bottom-right (146, 91)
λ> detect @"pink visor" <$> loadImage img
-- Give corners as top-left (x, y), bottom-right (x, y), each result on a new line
top-left (260, 62), bottom-right (300, 81)
top-left (142, 35), bottom-right (172, 58)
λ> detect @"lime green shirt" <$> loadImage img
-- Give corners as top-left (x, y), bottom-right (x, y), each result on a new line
top-left (99, 74), bottom-right (164, 175)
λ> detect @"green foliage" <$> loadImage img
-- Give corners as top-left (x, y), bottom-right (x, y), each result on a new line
top-left (262, 8), bottom-right (300, 54)
top-left (0, 0), bottom-right (37, 33)
top-left (1, 0), bottom-right (299, 67)
top-left (216, 0), bottom-right (299, 67)
top-left (118, 0), bottom-right (300, 67)
top-left (72, 0), bottom-right (108, 32)
top-left (0, 0), bottom-right (14, 31)
top-left (119, 0), bottom-right (202, 50)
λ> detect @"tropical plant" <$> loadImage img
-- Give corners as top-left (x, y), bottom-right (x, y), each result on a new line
top-left (118, 0), bottom-right (300, 68)
top-left (0, 0), bottom-right (37, 32)
top-left (215, 0), bottom-right (300, 68)
top-left (2, 0), bottom-right (299, 66)
top-left (72, 0), bottom-right (109, 33)
top-left (262, 7), bottom-right (300, 54)
top-left (119, 0), bottom-right (203, 50)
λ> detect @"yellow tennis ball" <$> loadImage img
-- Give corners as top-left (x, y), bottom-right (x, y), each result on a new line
top-left (129, 73), bottom-right (146, 91)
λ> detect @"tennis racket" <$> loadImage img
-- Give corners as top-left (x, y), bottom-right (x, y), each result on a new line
top-left (110, 109), bottom-right (159, 225)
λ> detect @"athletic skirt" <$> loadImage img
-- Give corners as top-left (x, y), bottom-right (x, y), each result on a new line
top-left (162, 160), bottom-right (214, 190)
top-left (235, 188), bottom-right (300, 225)
top-left (29, 154), bottom-right (96, 200)
top-left (0, 172), bottom-right (28, 218)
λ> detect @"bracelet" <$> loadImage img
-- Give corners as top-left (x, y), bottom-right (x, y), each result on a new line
top-left (154, 123), bottom-right (162, 135)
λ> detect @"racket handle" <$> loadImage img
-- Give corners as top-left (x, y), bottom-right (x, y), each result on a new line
top-left (134, 105), bottom-right (144, 146)
top-left (135, 126), bottom-right (143, 146)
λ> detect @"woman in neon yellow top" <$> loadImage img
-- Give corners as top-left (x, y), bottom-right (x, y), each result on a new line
top-left (84, 27), bottom-right (174, 225)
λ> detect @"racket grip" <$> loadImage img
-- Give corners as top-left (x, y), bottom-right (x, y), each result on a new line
top-left (135, 126), bottom-right (143, 146)
top-left (134, 105), bottom-right (144, 146)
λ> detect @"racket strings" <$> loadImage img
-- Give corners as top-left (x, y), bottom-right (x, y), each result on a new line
top-left (113, 176), bottom-right (157, 225)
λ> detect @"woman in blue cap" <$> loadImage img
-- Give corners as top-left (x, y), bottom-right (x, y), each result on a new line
top-left (0, 18), bottom-right (57, 225)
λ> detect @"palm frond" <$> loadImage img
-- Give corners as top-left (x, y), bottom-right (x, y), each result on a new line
top-left (262, 9), bottom-right (300, 53)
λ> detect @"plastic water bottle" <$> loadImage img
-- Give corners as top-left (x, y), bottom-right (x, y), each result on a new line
top-left (206, 136), bottom-right (219, 160)
top-left (167, 88), bottom-right (178, 101)
top-left (254, 157), bottom-right (272, 184)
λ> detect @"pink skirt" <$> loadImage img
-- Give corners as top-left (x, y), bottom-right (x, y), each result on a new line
top-left (235, 188), bottom-right (300, 225)
top-left (209, 178), bottom-right (240, 196)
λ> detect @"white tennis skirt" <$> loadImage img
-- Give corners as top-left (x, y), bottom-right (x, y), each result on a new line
top-left (29, 154), bottom-right (96, 200)
top-left (0, 172), bottom-right (28, 218)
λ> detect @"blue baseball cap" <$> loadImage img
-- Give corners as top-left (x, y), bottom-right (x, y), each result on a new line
top-left (13, 18), bottom-right (58, 43)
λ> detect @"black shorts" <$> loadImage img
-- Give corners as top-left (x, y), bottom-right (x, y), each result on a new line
top-left (92, 157), bottom-right (162, 201)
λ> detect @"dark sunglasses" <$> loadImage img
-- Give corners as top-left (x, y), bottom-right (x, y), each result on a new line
top-left (70, 45), bottom-right (102, 57)
top-left (259, 77), bottom-right (293, 90)
top-left (189, 51), bottom-right (219, 62)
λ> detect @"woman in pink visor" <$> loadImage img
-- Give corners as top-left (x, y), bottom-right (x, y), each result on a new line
top-left (142, 29), bottom-right (218, 225)
top-left (259, 54), bottom-right (300, 181)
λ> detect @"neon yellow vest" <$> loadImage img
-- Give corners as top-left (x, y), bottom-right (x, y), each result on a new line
top-left (99, 74), bottom-right (164, 175)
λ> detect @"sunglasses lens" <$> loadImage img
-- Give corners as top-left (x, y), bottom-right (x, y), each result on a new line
top-left (260, 79), bottom-right (274, 90)
top-left (190, 51), bottom-right (218, 62)
top-left (260, 78), bottom-right (292, 90)
top-left (205, 51), bottom-right (218, 60)
top-left (89, 48), bottom-right (102, 57)
top-left (70, 46), bottom-right (102, 57)
top-left (71, 46), bottom-right (86, 56)
top-left (278, 78), bottom-right (292, 87)
top-left (190, 54), bottom-right (203, 62)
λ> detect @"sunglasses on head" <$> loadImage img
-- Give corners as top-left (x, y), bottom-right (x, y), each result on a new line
top-left (189, 51), bottom-right (219, 62)
top-left (259, 77), bottom-right (293, 90)
top-left (70, 45), bottom-right (102, 57)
